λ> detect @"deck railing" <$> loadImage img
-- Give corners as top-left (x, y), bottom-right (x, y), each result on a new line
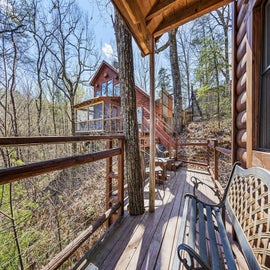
top-left (75, 117), bottom-right (123, 134)
top-left (0, 135), bottom-right (124, 270)
top-left (0, 135), bottom-right (231, 269)
top-left (178, 139), bottom-right (232, 186)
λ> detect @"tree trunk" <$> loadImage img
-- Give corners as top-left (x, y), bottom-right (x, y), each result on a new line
top-left (114, 9), bottom-right (144, 215)
top-left (169, 29), bottom-right (182, 134)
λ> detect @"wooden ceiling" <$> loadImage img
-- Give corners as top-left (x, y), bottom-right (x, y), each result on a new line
top-left (111, 0), bottom-right (233, 55)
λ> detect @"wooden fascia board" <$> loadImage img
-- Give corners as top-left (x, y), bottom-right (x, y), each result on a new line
top-left (90, 60), bottom-right (118, 86)
top-left (153, 0), bottom-right (234, 37)
top-left (111, 0), bottom-right (153, 55)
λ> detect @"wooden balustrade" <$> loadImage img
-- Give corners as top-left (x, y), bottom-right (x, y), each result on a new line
top-left (0, 135), bottom-right (125, 270)
top-left (0, 135), bottom-right (231, 269)
top-left (179, 139), bottom-right (231, 183)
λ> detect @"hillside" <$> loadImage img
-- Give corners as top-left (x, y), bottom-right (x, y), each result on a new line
top-left (179, 118), bottom-right (232, 187)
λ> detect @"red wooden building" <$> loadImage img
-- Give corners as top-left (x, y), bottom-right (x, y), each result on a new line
top-left (75, 60), bottom-right (174, 149)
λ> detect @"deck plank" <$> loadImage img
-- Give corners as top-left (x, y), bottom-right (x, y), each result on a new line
top-left (115, 172), bottom-right (179, 269)
top-left (137, 174), bottom-right (182, 270)
top-left (154, 169), bottom-right (187, 270)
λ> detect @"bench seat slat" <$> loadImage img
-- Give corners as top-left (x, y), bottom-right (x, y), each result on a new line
top-left (206, 205), bottom-right (222, 270)
top-left (188, 198), bottom-right (197, 250)
top-left (173, 196), bottom-right (190, 269)
top-left (214, 206), bottom-right (237, 270)
top-left (178, 196), bottom-right (190, 244)
top-left (198, 202), bottom-right (208, 262)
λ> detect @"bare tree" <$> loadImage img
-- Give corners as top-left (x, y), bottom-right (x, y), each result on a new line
top-left (156, 29), bottom-right (182, 134)
top-left (114, 8), bottom-right (144, 215)
top-left (26, 0), bottom-right (49, 135)
top-left (177, 24), bottom-right (195, 108)
top-left (43, 0), bottom-right (99, 136)
top-left (211, 5), bottom-right (231, 87)
top-left (134, 50), bottom-right (150, 91)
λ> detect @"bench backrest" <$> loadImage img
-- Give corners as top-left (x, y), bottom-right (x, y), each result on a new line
top-left (224, 164), bottom-right (270, 270)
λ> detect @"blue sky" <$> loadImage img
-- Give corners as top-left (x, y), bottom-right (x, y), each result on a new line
top-left (76, 0), bottom-right (170, 95)
top-left (77, 0), bottom-right (116, 61)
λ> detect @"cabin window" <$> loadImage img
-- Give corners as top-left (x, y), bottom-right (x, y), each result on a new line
top-left (94, 103), bottom-right (103, 118)
top-left (107, 80), bottom-right (113, 96)
top-left (258, 0), bottom-right (270, 150)
top-left (96, 90), bottom-right (101, 97)
top-left (114, 83), bottom-right (120, 96)
top-left (101, 82), bottom-right (107, 96)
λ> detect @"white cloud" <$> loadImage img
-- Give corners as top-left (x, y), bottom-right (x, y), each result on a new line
top-left (0, 0), bottom-right (11, 11)
top-left (102, 43), bottom-right (114, 59)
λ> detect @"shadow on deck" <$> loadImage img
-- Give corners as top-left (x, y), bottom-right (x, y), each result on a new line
top-left (75, 167), bottom-right (248, 270)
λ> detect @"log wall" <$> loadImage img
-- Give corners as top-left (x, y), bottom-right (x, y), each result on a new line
top-left (233, 0), bottom-right (249, 165)
top-left (233, 0), bottom-right (270, 170)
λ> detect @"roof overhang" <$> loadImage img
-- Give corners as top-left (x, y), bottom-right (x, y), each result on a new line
top-left (74, 96), bottom-right (121, 109)
top-left (111, 0), bottom-right (233, 56)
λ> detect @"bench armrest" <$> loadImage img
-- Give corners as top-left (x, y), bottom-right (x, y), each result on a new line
top-left (184, 193), bottom-right (224, 208)
top-left (178, 243), bottom-right (211, 270)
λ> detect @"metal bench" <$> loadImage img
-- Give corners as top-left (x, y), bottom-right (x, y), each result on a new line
top-left (174, 163), bottom-right (270, 270)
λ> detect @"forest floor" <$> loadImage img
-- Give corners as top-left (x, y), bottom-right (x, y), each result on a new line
top-left (179, 117), bottom-right (231, 146)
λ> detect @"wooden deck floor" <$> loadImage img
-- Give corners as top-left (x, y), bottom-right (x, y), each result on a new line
top-left (76, 167), bottom-right (248, 270)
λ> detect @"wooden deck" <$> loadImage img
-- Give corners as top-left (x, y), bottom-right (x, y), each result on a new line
top-left (76, 167), bottom-right (248, 270)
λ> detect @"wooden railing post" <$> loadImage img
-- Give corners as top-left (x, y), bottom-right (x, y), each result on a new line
top-left (207, 139), bottom-right (210, 168)
top-left (118, 138), bottom-right (124, 216)
top-left (175, 133), bottom-right (179, 160)
top-left (213, 139), bottom-right (218, 180)
top-left (106, 139), bottom-right (113, 227)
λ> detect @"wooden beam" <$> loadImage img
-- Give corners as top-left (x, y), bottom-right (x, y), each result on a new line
top-left (124, 0), bottom-right (153, 51)
top-left (153, 0), bottom-right (234, 37)
top-left (149, 38), bottom-right (155, 213)
top-left (111, 0), bottom-right (152, 55)
top-left (146, 0), bottom-right (178, 21)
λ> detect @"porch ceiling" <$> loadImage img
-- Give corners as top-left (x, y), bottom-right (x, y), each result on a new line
top-left (111, 0), bottom-right (233, 55)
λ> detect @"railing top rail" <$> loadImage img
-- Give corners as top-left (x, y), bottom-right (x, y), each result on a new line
top-left (0, 135), bottom-right (125, 146)
top-left (179, 142), bottom-right (208, 146)
top-left (0, 148), bottom-right (122, 185)
top-left (142, 107), bottom-right (175, 134)
top-left (215, 146), bottom-right (231, 156)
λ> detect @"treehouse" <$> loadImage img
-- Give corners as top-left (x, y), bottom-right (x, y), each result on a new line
top-left (75, 60), bottom-right (175, 149)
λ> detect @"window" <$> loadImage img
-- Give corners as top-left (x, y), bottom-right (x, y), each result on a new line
top-left (258, 0), bottom-right (270, 149)
top-left (94, 103), bottom-right (103, 118)
top-left (114, 83), bottom-right (120, 96)
top-left (107, 80), bottom-right (113, 96)
top-left (137, 107), bottom-right (142, 124)
top-left (101, 82), bottom-right (107, 96)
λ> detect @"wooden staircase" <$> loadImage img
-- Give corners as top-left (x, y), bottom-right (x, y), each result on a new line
top-left (140, 107), bottom-right (176, 152)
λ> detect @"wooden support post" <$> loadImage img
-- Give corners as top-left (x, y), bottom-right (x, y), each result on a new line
top-left (175, 133), bottom-right (179, 160)
top-left (213, 139), bottom-right (218, 180)
top-left (106, 140), bottom-right (113, 227)
top-left (149, 39), bottom-right (155, 213)
top-left (207, 139), bottom-right (210, 168)
top-left (118, 138), bottom-right (124, 216)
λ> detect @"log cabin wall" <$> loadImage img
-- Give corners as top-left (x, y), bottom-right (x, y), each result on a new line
top-left (233, 0), bottom-right (270, 170)
top-left (233, 0), bottom-right (249, 166)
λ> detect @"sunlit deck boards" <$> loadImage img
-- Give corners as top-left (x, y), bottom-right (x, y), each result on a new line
top-left (78, 167), bottom-right (248, 270)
